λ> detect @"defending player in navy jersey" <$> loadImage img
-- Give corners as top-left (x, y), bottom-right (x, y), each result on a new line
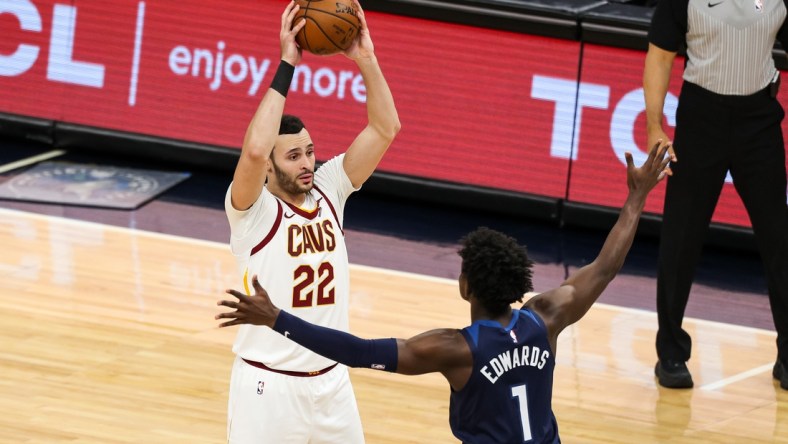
top-left (450, 308), bottom-right (558, 442)
top-left (217, 144), bottom-right (672, 443)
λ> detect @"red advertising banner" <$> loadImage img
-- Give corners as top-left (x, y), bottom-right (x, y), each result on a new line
top-left (0, 0), bottom-right (579, 200)
top-left (2, 2), bottom-right (786, 228)
top-left (572, 43), bottom-right (788, 228)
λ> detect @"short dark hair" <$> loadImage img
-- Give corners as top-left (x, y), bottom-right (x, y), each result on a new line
top-left (279, 114), bottom-right (305, 135)
top-left (458, 227), bottom-right (534, 315)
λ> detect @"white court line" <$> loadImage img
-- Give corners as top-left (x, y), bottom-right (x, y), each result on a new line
top-left (0, 206), bottom-right (778, 389)
top-left (351, 263), bottom-right (456, 286)
top-left (0, 150), bottom-right (66, 174)
top-left (700, 363), bottom-right (775, 391)
top-left (0, 205), bottom-right (777, 339)
top-left (128, 2), bottom-right (146, 106)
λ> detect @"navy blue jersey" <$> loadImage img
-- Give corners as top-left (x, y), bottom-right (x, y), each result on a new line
top-left (450, 309), bottom-right (559, 444)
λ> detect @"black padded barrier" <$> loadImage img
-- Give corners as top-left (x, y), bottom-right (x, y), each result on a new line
top-left (54, 122), bottom-right (239, 172)
top-left (363, 0), bottom-right (604, 40)
top-left (0, 112), bottom-right (54, 145)
top-left (581, 3), bottom-right (653, 51)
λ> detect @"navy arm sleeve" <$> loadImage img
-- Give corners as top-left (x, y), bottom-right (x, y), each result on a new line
top-left (273, 310), bottom-right (398, 372)
top-left (648, 0), bottom-right (687, 52)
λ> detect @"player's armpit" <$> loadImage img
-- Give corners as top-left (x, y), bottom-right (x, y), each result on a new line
top-left (396, 328), bottom-right (471, 376)
top-left (523, 286), bottom-right (579, 347)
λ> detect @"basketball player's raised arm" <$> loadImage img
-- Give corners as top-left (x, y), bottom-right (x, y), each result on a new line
top-left (341, 1), bottom-right (401, 188)
top-left (216, 276), bottom-right (470, 379)
top-left (525, 143), bottom-right (671, 349)
top-left (230, 2), bottom-right (306, 211)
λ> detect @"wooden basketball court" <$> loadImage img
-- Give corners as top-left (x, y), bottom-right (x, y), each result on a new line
top-left (0, 207), bottom-right (785, 443)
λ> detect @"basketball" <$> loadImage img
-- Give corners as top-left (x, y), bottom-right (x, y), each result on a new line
top-left (293, 0), bottom-right (360, 55)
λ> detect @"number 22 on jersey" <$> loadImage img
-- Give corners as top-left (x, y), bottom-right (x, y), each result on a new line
top-left (292, 262), bottom-right (335, 307)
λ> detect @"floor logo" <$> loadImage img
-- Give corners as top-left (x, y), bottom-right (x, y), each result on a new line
top-left (0, 161), bottom-right (190, 209)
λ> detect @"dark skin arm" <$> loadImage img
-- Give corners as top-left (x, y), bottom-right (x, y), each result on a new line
top-left (525, 142), bottom-right (672, 353)
top-left (217, 276), bottom-right (474, 390)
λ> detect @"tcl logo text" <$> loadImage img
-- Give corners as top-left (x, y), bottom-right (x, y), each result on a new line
top-left (1, 0), bottom-right (105, 87)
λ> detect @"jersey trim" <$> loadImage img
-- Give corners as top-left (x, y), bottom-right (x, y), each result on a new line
top-left (522, 308), bottom-right (543, 328)
top-left (242, 358), bottom-right (338, 377)
top-left (313, 184), bottom-right (344, 235)
top-left (466, 310), bottom-right (522, 347)
top-left (283, 198), bottom-right (321, 220)
top-left (250, 200), bottom-right (283, 256)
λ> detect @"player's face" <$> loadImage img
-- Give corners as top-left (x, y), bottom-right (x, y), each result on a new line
top-left (269, 129), bottom-right (316, 196)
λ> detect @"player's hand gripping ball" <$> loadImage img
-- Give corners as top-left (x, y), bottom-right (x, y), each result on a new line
top-left (293, 0), bottom-right (360, 55)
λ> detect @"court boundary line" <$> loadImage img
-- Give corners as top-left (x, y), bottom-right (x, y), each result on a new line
top-left (0, 206), bottom-right (776, 338)
top-left (699, 363), bottom-right (775, 391)
top-left (0, 149), bottom-right (67, 174)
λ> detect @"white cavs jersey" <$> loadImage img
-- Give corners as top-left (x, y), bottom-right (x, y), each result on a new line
top-left (225, 154), bottom-right (357, 371)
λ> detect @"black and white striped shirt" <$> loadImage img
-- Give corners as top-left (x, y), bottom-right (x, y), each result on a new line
top-left (650, 0), bottom-right (788, 95)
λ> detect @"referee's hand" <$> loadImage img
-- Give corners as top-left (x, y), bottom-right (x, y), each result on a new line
top-left (647, 132), bottom-right (677, 164)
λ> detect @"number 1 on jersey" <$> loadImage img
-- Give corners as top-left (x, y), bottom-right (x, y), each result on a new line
top-left (511, 384), bottom-right (532, 442)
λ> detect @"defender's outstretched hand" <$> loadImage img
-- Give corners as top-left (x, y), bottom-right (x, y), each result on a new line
top-left (624, 141), bottom-right (673, 197)
top-left (216, 275), bottom-right (280, 328)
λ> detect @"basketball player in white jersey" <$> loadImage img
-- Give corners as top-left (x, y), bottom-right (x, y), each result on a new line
top-left (223, 1), bottom-right (400, 442)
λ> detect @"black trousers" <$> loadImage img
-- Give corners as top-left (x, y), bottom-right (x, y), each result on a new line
top-left (656, 81), bottom-right (788, 366)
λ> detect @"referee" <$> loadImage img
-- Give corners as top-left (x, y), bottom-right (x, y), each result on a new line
top-left (644, 0), bottom-right (788, 390)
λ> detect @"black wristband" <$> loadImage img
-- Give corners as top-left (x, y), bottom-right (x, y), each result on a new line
top-left (270, 61), bottom-right (295, 97)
